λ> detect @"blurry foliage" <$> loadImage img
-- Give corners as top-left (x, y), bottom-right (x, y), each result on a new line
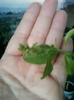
top-left (7, 11), bottom-right (13, 15)
top-left (0, 14), bottom-right (21, 58)
top-left (10, 18), bottom-right (16, 24)
top-left (0, 18), bottom-right (12, 58)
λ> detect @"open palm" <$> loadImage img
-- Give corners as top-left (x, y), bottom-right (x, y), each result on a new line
top-left (0, 0), bottom-right (73, 100)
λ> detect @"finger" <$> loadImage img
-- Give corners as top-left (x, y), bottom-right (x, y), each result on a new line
top-left (5, 3), bottom-right (41, 55)
top-left (45, 10), bottom-right (67, 48)
top-left (51, 38), bottom-right (73, 88)
top-left (28, 0), bottom-right (58, 47)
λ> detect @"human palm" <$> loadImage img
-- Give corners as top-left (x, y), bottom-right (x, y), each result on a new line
top-left (0, 0), bottom-right (73, 100)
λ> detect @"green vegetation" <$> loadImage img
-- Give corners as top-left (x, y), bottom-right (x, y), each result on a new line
top-left (0, 18), bottom-right (12, 58)
top-left (0, 12), bottom-right (23, 58)
top-left (7, 11), bottom-right (13, 15)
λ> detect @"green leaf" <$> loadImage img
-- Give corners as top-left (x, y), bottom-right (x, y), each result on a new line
top-left (23, 52), bottom-right (48, 64)
top-left (23, 44), bottom-right (50, 64)
top-left (41, 53), bottom-right (53, 79)
top-left (18, 43), bottom-right (50, 64)
top-left (64, 29), bottom-right (74, 46)
top-left (19, 43), bottom-right (30, 52)
top-left (41, 49), bottom-right (59, 79)
top-left (18, 44), bottom-right (26, 52)
top-left (65, 56), bottom-right (74, 75)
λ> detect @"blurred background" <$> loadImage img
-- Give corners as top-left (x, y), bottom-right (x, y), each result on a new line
top-left (0, 0), bottom-right (74, 58)
top-left (0, 0), bottom-right (74, 100)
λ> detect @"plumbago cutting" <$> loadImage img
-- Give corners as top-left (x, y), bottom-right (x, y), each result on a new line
top-left (19, 29), bottom-right (74, 79)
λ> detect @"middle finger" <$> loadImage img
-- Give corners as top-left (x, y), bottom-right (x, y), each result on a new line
top-left (28, 0), bottom-right (58, 46)
top-left (45, 10), bottom-right (67, 48)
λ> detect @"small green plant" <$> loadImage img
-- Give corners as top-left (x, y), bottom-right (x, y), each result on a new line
top-left (19, 29), bottom-right (74, 79)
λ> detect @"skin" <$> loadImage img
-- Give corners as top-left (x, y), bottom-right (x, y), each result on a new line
top-left (0, 0), bottom-right (73, 100)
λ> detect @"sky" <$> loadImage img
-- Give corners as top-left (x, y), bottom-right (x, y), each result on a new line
top-left (0, 0), bottom-right (74, 8)
top-left (0, 0), bottom-right (43, 8)
top-left (0, 0), bottom-right (66, 8)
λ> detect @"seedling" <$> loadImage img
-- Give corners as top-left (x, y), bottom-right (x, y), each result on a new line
top-left (19, 29), bottom-right (74, 79)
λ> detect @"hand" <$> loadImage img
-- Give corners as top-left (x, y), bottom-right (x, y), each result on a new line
top-left (0, 0), bottom-right (73, 100)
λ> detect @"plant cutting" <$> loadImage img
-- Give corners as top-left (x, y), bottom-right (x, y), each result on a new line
top-left (19, 29), bottom-right (74, 79)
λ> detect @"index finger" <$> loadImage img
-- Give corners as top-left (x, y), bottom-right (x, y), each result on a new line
top-left (5, 3), bottom-right (41, 56)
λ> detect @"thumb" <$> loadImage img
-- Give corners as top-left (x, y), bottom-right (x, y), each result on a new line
top-left (51, 38), bottom-right (73, 88)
